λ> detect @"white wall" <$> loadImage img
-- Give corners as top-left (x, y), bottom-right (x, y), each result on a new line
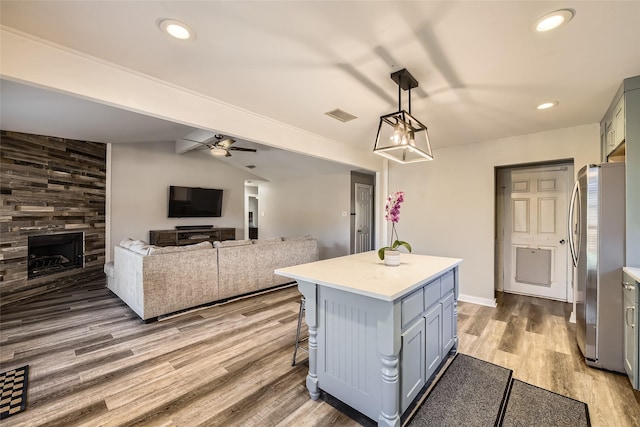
top-left (389, 124), bottom-right (601, 305)
top-left (110, 141), bottom-right (261, 257)
top-left (258, 174), bottom-right (351, 259)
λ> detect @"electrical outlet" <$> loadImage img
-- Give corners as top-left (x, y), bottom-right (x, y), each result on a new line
top-left (342, 211), bottom-right (347, 217)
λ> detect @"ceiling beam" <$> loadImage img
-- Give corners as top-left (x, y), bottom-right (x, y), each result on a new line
top-left (0, 26), bottom-right (382, 172)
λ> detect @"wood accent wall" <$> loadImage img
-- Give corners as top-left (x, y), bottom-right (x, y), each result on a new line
top-left (0, 130), bottom-right (107, 306)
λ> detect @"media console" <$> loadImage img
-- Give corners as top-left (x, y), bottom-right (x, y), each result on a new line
top-left (175, 225), bottom-right (214, 230)
top-left (149, 227), bottom-right (236, 247)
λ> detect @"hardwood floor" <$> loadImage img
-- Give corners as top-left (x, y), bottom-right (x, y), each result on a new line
top-left (458, 292), bottom-right (640, 427)
top-left (1, 280), bottom-right (638, 426)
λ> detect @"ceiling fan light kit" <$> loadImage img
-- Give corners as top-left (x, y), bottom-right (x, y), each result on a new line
top-left (184, 134), bottom-right (257, 158)
top-left (210, 147), bottom-right (228, 157)
top-left (374, 68), bottom-right (433, 164)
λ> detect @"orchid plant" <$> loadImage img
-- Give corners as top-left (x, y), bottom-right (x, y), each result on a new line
top-left (378, 190), bottom-right (412, 260)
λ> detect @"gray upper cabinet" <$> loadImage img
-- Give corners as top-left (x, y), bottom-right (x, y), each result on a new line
top-left (600, 76), bottom-right (640, 268)
top-left (613, 97), bottom-right (625, 149)
top-left (603, 95), bottom-right (625, 158)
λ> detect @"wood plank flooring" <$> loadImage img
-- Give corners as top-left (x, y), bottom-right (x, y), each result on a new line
top-left (1, 280), bottom-right (638, 426)
top-left (458, 292), bottom-right (640, 427)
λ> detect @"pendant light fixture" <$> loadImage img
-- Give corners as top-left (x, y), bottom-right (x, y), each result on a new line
top-left (373, 69), bottom-right (433, 163)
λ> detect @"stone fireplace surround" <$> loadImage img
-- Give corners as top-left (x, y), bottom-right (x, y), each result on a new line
top-left (0, 131), bottom-right (106, 306)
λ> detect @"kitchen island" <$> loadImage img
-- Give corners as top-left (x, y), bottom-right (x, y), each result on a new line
top-left (275, 251), bottom-right (462, 427)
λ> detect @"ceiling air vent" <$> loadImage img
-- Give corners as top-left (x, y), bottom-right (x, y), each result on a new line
top-left (325, 108), bottom-right (357, 123)
top-left (246, 165), bottom-right (256, 169)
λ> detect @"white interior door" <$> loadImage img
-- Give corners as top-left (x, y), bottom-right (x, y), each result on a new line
top-left (504, 167), bottom-right (570, 300)
top-left (354, 183), bottom-right (372, 253)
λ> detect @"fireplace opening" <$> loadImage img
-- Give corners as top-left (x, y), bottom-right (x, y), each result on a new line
top-left (28, 232), bottom-right (84, 279)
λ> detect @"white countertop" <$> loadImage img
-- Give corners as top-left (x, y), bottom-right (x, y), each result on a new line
top-left (624, 267), bottom-right (640, 283)
top-left (275, 251), bottom-right (462, 301)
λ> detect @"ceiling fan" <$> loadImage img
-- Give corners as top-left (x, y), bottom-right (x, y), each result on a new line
top-left (188, 134), bottom-right (257, 157)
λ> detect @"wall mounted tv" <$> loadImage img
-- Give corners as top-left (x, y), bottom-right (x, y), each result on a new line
top-left (168, 186), bottom-right (223, 218)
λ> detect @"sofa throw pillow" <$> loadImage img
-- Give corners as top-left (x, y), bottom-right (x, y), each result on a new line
top-left (213, 240), bottom-right (252, 248)
top-left (251, 237), bottom-right (283, 244)
top-left (120, 238), bottom-right (149, 249)
top-left (119, 238), bottom-right (136, 248)
top-left (129, 241), bottom-right (151, 255)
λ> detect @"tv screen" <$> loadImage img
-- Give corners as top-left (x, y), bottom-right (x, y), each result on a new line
top-left (168, 186), bottom-right (223, 218)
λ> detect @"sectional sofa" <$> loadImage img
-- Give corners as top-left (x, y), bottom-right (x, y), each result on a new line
top-left (105, 236), bottom-right (319, 321)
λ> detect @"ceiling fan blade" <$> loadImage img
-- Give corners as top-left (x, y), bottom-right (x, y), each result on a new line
top-left (181, 137), bottom-right (213, 150)
top-left (224, 150), bottom-right (232, 157)
top-left (228, 147), bottom-right (257, 152)
top-left (215, 136), bottom-right (235, 148)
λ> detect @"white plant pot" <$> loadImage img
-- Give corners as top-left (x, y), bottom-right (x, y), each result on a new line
top-left (384, 250), bottom-right (401, 267)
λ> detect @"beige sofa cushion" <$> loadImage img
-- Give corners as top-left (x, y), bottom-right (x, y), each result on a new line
top-left (282, 235), bottom-right (313, 241)
top-left (148, 241), bottom-right (212, 255)
top-left (217, 238), bottom-right (319, 299)
top-left (252, 237), bottom-right (283, 244)
top-left (213, 240), bottom-right (252, 248)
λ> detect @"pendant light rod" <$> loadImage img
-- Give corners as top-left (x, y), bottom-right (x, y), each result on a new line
top-left (391, 69), bottom-right (417, 112)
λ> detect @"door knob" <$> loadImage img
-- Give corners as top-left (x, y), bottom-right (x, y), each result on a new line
top-left (559, 239), bottom-right (566, 244)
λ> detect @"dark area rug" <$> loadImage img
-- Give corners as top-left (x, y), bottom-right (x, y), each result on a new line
top-left (500, 379), bottom-right (591, 427)
top-left (406, 354), bottom-right (590, 427)
top-left (0, 365), bottom-right (29, 419)
top-left (408, 353), bottom-right (512, 426)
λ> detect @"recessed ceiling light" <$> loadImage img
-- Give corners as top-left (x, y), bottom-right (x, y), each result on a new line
top-left (534, 9), bottom-right (575, 32)
top-left (536, 101), bottom-right (559, 110)
top-left (158, 19), bottom-right (196, 41)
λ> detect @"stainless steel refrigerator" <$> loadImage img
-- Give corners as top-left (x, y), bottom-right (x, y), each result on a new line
top-left (569, 162), bottom-right (625, 373)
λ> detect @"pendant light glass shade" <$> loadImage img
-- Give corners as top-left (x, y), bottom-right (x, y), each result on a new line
top-left (373, 69), bottom-right (433, 164)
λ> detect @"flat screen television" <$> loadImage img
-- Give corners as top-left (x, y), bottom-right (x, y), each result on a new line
top-left (168, 186), bottom-right (223, 218)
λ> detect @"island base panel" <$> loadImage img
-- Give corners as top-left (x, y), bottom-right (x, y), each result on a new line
top-left (316, 285), bottom-right (388, 421)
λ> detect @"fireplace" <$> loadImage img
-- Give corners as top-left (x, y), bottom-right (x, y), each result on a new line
top-left (28, 232), bottom-right (84, 279)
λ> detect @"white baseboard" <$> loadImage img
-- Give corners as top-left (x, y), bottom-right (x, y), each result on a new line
top-left (458, 293), bottom-right (497, 308)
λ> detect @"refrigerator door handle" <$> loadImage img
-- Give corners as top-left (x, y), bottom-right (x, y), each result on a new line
top-left (568, 180), bottom-right (581, 268)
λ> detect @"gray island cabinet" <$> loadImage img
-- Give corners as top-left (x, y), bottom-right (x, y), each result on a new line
top-left (276, 251), bottom-right (462, 426)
